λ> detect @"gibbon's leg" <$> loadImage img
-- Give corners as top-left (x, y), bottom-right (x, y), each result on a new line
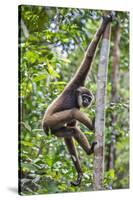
top-left (73, 127), bottom-right (97, 155)
top-left (52, 126), bottom-right (75, 138)
top-left (53, 126), bottom-right (96, 155)
top-left (64, 137), bottom-right (83, 186)
top-left (43, 108), bottom-right (93, 131)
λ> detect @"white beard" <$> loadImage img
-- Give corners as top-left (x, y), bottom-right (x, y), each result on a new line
top-left (78, 95), bottom-right (82, 107)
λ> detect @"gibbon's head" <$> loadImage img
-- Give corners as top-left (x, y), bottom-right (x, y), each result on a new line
top-left (76, 87), bottom-right (94, 108)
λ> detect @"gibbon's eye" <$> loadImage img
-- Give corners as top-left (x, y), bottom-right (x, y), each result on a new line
top-left (82, 94), bottom-right (92, 107)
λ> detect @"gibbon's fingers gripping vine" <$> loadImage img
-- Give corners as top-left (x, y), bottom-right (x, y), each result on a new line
top-left (42, 15), bottom-right (112, 186)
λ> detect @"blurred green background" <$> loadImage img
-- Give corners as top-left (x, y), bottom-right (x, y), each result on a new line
top-left (19, 5), bottom-right (129, 195)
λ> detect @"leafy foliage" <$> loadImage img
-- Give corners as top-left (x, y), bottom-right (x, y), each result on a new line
top-left (19, 5), bottom-right (129, 195)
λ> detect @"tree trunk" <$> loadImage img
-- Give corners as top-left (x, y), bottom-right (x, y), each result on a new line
top-left (93, 23), bottom-right (111, 190)
top-left (109, 23), bottom-right (120, 169)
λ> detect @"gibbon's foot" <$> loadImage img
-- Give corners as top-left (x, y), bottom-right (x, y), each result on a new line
top-left (87, 141), bottom-right (97, 155)
top-left (91, 141), bottom-right (97, 152)
top-left (71, 172), bottom-right (83, 186)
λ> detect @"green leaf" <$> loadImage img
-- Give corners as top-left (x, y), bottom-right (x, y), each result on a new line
top-left (85, 131), bottom-right (94, 135)
top-left (21, 141), bottom-right (33, 147)
top-left (33, 74), bottom-right (47, 82)
top-left (109, 169), bottom-right (115, 179)
top-left (47, 64), bottom-right (60, 78)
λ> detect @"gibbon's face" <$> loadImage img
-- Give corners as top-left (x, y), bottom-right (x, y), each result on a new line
top-left (76, 87), bottom-right (94, 108)
top-left (82, 93), bottom-right (93, 107)
top-left (78, 93), bottom-right (93, 108)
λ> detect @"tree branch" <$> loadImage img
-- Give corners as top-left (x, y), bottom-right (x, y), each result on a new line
top-left (21, 19), bottom-right (29, 39)
top-left (93, 23), bottom-right (111, 190)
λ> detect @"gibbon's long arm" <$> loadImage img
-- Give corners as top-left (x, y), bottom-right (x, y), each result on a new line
top-left (64, 137), bottom-right (83, 186)
top-left (43, 108), bottom-right (93, 130)
top-left (69, 15), bottom-right (112, 87)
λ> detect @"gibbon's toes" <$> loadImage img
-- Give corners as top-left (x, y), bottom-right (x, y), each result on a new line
top-left (87, 141), bottom-right (97, 155)
top-left (92, 141), bottom-right (97, 146)
top-left (91, 141), bottom-right (97, 150)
